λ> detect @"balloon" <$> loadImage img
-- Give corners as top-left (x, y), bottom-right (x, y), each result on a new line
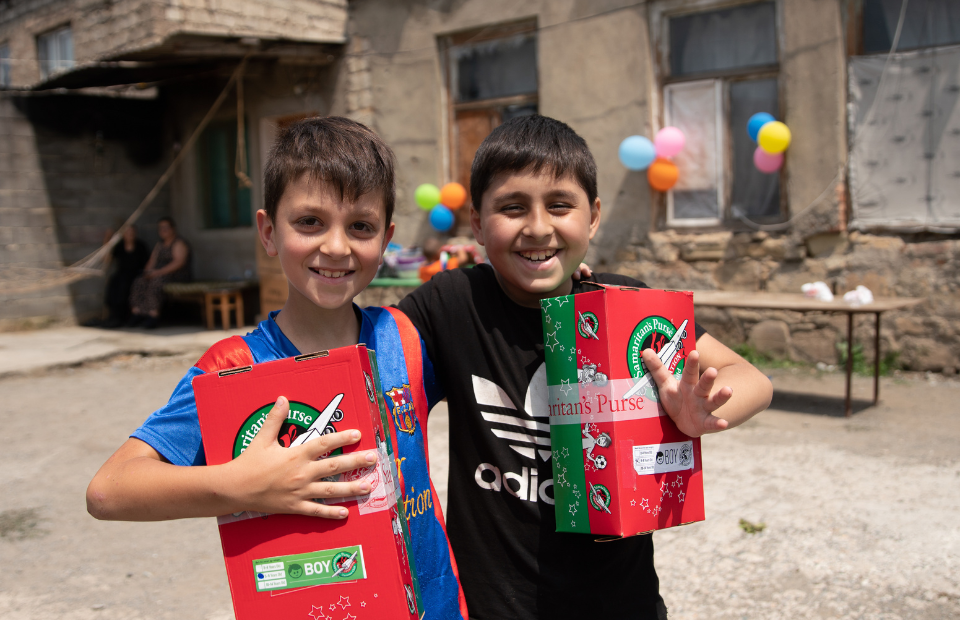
top-left (647, 158), bottom-right (679, 192)
top-left (440, 182), bottom-right (467, 209)
top-left (757, 121), bottom-right (792, 154)
top-left (747, 112), bottom-right (776, 142)
top-left (654, 126), bottom-right (685, 158)
top-left (429, 205), bottom-right (455, 232)
top-left (415, 183), bottom-right (441, 210)
top-left (618, 135), bottom-right (656, 171)
top-left (753, 146), bottom-right (783, 174)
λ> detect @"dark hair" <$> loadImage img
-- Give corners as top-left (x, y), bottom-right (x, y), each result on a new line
top-left (158, 216), bottom-right (176, 228)
top-left (263, 116), bottom-right (396, 226)
top-left (470, 115), bottom-right (598, 210)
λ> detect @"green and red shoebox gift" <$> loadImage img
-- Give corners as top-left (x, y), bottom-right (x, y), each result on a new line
top-left (193, 345), bottom-right (424, 620)
top-left (539, 284), bottom-right (705, 538)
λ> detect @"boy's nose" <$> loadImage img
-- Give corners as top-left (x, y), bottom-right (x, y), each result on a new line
top-left (319, 227), bottom-right (351, 260)
top-left (523, 205), bottom-right (553, 239)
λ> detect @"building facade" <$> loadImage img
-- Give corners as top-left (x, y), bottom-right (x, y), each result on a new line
top-left (1, 0), bottom-right (958, 372)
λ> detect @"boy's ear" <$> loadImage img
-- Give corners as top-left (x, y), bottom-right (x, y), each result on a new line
top-left (588, 197), bottom-right (601, 241)
top-left (256, 209), bottom-right (278, 257)
top-left (469, 205), bottom-right (485, 246)
top-left (379, 222), bottom-right (396, 266)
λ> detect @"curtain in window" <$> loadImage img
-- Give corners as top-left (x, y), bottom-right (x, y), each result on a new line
top-left (451, 34), bottom-right (538, 103)
top-left (665, 80), bottom-right (722, 222)
top-left (730, 78), bottom-right (780, 218)
top-left (670, 1), bottom-right (777, 76)
top-left (863, 0), bottom-right (960, 54)
top-left (849, 45), bottom-right (960, 230)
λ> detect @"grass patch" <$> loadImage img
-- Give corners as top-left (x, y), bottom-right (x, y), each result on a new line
top-left (732, 344), bottom-right (805, 369)
top-left (836, 342), bottom-right (900, 376)
top-left (738, 518), bottom-right (766, 534)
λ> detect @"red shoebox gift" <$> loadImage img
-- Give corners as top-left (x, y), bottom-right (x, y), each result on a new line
top-left (193, 345), bottom-right (424, 619)
top-left (539, 284), bottom-right (705, 538)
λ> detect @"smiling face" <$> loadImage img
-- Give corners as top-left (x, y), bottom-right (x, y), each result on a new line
top-left (257, 174), bottom-right (394, 312)
top-left (471, 168), bottom-right (600, 307)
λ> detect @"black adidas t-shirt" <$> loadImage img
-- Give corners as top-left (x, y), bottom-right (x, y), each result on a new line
top-left (399, 264), bottom-right (705, 620)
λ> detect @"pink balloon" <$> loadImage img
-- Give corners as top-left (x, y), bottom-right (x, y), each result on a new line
top-left (753, 146), bottom-right (783, 174)
top-left (654, 126), bottom-right (686, 158)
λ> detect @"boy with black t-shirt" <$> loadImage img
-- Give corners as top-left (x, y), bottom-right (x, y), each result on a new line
top-left (398, 115), bottom-right (772, 619)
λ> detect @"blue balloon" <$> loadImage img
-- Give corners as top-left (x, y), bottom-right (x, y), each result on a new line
top-left (429, 205), bottom-right (455, 232)
top-left (747, 112), bottom-right (776, 142)
top-left (618, 135), bottom-right (656, 171)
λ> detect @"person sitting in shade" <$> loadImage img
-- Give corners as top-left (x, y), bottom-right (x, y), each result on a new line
top-left (128, 217), bottom-right (191, 329)
top-left (102, 224), bottom-right (150, 328)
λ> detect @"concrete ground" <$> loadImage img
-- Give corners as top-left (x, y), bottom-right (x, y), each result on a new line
top-left (0, 327), bottom-right (957, 619)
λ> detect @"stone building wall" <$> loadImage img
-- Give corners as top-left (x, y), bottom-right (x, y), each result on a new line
top-left (0, 0), bottom-right (347, 87)
top-left (0, 93), bottom-right (74, 330)
top-left (0, 92), bottom-right (172, 329)
top-left (613, 230), bottom-right (960, 373)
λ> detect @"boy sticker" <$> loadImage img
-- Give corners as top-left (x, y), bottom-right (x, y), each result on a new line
top-left (623, 318), bottom-right (689, 400)
top-left (386, 385), bottom-right (417, 435)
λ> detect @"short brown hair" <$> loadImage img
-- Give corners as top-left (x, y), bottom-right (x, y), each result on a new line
top-left (263, 117), bottom-right (396, 226)
top-left (470, 115), bottom-right (597, 210)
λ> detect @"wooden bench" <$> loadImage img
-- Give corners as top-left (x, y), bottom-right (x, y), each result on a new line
top-left (163, 280), bottom-right (258, 330)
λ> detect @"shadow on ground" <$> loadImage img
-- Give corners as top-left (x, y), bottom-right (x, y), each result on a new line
top-left (770, 390), bottom-right (873, 417)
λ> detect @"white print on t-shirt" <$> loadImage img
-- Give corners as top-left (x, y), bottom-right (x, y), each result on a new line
top-left (473, 364), bottom-right (555, 505)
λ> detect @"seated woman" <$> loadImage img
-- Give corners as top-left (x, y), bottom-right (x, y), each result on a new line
top-left (128, 217), bottom-right (191, 329)
top-left (103, 224), bottom-right (150, 328)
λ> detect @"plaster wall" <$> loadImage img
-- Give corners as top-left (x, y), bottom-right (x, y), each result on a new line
top-left (343, 0), bottom-right (655, 254)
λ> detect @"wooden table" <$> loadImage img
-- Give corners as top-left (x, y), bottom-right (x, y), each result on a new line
top-left (692, 291), bottom-right (924, 416)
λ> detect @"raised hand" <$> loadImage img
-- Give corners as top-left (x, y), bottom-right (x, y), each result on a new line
top-left (641, 349), bottom-right (732, 437)
top-left (223, 396), bottom-right (377, 518)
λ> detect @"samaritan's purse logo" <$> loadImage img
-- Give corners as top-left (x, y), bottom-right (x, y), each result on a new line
top-left (626, 316), bottom-right (685, 379)
top-left (577, 311), bottom-right (600, 339)
top-left (386, 384), bottom-right (417, 435)
top-left (588, 483), bottom-right (612, 512)
top-left (232, 401), bottom-right (340, 458)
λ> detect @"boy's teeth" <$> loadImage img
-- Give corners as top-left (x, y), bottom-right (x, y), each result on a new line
top-left (318, 269), bottom-right (346, 277)
top-left (521, 250), bottom-right (557, 262)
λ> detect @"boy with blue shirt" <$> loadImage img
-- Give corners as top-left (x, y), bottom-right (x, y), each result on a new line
top-left (87, 117), bottom-right (467, 619)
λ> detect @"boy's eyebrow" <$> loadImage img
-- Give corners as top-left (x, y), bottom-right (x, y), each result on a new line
top-left (490, 189), bottom-right (580, 203)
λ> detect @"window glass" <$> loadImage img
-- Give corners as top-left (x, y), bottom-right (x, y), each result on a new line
top-left (730, 78), bottom-right (780, 218)
top-left (452, 33), bottom-right (537, 103)
top-left (197, 119), bottom-right (252, 229)
top-left (670, 1), bottom-right (777, 76)
top-left (863, 0), bottom-right (960, 54)
top-left (0, 45), bottom-right (10, 87)
top-left (37, 26), bottom-right (74, 79)
top-left (665, 80), bottom-right (723, 222)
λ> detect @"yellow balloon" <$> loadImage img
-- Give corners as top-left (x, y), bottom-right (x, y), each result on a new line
top-left (757, 121), bottom-right (791, 154)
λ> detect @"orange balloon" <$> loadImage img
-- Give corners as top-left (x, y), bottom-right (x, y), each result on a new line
top-left (647, 158), bottom-right (679, 192)
top-left (440, 182), bottom-right (468, 209)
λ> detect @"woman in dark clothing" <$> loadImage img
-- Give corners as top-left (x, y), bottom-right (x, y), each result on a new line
top-left (128, 217), bottom-right (191, 329)
top-left (102, 224), bottom-right (150, 328)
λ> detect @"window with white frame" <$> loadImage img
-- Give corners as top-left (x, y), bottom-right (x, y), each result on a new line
top-left (37, 26), bottom-right (74, 80)
top-left (659, 1), bottom-right (781, 227)
top-left (0, 44), bottom-right (10, 87)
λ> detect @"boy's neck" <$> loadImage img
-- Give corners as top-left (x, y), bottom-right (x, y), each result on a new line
top-left (274, 287), bottom-right (361, 354)
top-left (494, 269), bottom-right (575, 308)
